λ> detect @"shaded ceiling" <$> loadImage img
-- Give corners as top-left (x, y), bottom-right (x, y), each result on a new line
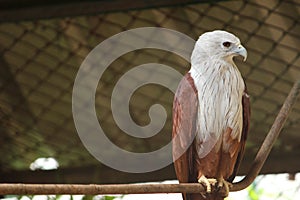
top-left (0, 0), bottom-right (299, 183)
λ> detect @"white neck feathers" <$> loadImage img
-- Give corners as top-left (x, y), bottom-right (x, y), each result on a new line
top-left (189, 59), bottom-right (245, 158)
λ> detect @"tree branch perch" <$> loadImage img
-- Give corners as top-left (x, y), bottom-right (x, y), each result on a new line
top-left (231, 79), bottom-right (300, 191)
top-left (0, 80), bottom-right (299, 195)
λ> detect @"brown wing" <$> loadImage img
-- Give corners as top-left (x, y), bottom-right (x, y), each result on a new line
top-left (172, 72), bottom-right (198, 184)
top-left (228, 86), bottom-right (251, 182)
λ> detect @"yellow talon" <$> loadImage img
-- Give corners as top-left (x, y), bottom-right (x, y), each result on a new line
top-left (198, 175), bottom-right (217, 193)
top-left (217, 177), bottom-right (232, 197)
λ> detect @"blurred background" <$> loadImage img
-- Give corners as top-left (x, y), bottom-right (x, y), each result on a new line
top-left (0, 0), bottom-right (299, 199)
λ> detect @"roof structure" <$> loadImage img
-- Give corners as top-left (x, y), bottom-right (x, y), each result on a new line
top-left (0, 0), bottom-right (299, 184)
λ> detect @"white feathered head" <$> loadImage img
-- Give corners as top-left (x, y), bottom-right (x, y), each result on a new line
top-left (191, 30), bottom-right (247, 66)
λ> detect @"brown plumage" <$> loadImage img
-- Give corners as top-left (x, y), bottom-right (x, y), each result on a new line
top-left (172, 30), bottom-right (250, 200)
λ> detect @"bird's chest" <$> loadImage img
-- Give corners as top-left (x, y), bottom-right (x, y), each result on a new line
top-left (191, 65), bottom-right (244, 142)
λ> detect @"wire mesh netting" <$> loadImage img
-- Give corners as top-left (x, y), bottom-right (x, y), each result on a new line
top-left (0, 0), bottom-right (299, 182)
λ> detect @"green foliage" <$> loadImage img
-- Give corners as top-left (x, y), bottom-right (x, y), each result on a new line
top-left (247, 184), bottom-right (263, 200)
top-left (97, 195), bottom-right (124, 200)
top-left (101, 196), bottom-right (119, 200)
top-left (82, 195), bottom-right (94, 200)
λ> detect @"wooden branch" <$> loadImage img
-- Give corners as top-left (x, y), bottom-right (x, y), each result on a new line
top-left (231, 79), bottom-right (300, 191)
top-left (0, 183), bottom-right (206, 195)
top-left (0, 80), bottom-right (299, 195)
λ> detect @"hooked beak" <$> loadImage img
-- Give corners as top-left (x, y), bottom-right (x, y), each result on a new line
top-left (234, 44), bottom-right (247, 61)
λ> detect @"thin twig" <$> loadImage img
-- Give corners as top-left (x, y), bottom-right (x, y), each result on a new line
top-left (0, 80), bottom-right (299, 195)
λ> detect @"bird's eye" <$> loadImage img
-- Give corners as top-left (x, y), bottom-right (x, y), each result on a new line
top-left (222, 41), bottom-right (231, 48)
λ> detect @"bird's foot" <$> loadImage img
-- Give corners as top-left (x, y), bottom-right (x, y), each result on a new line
top-left (198, 175), bottom-right (217, 193)
top-left (216, 177), bottom-right (232, 197)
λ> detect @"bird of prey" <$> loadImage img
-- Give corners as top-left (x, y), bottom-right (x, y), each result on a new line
top-left (172, 30), bottom-right (250, 200)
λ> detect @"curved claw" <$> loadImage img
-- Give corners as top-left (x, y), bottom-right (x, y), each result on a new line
top-left (198, 175), bottom-right (217, 193)
top-left (217, 178), bottom-right (232, 197)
